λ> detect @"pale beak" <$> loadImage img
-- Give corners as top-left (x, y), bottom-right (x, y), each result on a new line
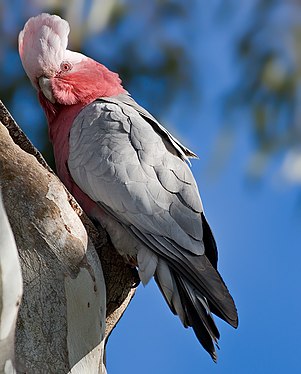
top-left (38, 76), bottom-right (56, 103)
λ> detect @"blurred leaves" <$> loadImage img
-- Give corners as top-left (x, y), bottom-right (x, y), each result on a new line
top-left (227, 0), bottom-right (301, 183)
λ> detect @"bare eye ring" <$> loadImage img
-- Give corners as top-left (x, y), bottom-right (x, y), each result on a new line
top-left (60, 61), bottom-right (72, 72)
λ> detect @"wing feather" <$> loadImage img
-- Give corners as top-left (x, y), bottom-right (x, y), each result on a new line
top-left (69, 100), bottom-right (204, 252)
top-left (68, 97), bottom-right (238, 350)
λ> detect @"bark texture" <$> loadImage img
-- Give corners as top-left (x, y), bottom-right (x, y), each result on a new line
top-left (0, 191), bottom-right (23, 374)
top-left (0, 100), bottom-right (138, 373)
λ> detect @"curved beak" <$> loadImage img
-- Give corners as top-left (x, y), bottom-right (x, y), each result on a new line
top-left (38, 76), bottom-right (56, 103)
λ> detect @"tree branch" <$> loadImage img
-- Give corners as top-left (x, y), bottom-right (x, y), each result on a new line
top-left (0, 190), bottom-right (23, 373)
top-left (0, 100), bottom-right (138, 372)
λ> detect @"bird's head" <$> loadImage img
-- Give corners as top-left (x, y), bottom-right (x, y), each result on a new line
top-left (19, 13), bottom-right (124, 110)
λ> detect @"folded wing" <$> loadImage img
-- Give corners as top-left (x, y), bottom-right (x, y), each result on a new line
top-left (68, 95), bottom-right (238, 360)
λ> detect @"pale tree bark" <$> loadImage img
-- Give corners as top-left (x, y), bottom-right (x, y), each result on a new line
top-left (0, 190), bottom-right (23, 373)
top-left (0, 101), bottom-right (138, 373)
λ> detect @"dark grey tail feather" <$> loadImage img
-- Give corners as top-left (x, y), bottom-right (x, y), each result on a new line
top-left (98, 198), bottom-right (238, 357)
top-left (154, 258), bottom-right (188, 326)
top-left (129, 224), bottom-right (238, 328)
top-left (177, 280), bottom-right (218, 361)
top-left (201, 213), bottom-right (218, 269)
top-left (155, 261), bottom-right (220, 361)
top-left (149, 234), bottom-right (238, 328)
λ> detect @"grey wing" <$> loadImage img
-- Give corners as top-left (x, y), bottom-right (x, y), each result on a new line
top-left (104, 93), bottom-right (198, 160)
top-left (68, 98), bottom-right (238, 360)
top-left (69, 99), bottom-right (204, 255)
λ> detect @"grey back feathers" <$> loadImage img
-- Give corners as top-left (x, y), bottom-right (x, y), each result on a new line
top-left (68, 93), bottom-right (238, 360)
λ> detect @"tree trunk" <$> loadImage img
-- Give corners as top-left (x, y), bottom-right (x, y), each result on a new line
top-left (0, 191), bottom-right (23, 373)
top-left (0, 101), bottom-right (138, 373)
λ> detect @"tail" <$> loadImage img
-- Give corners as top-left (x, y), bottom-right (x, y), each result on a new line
top-left (154, 257), bottom-right (237, 361)
top-left (133, 214), bottom-right (238, 361)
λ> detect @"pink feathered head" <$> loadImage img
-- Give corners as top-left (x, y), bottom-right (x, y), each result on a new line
top-left (19, 13), bottom-right (124, 109)
top-left (19, 13), bottom-right (70, 87)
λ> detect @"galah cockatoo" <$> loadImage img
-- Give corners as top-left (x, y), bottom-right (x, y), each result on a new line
top-left (19, 13), bottom-right (238, 361)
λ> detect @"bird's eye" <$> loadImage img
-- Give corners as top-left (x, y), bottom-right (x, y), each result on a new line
top-left (60, 61), bottom-right (72, 72)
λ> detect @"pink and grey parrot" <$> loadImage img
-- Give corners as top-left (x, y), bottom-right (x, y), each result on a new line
top-left (19, 13), bottom-right (238, 360)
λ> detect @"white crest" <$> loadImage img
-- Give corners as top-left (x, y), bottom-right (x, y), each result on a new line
top-left (19, 13), bottom-right (70, 87)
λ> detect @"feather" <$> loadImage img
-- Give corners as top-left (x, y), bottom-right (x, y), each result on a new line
top-left (19, 14), bottom-right (70, 86)
top-left (109, 94), bottom-right (198, 160)
top-left (137, 247), bottom-right (158, 285)
top-left (68, 99), bottom-right (238, 324)
top-left (155, 259), bottom-right (187, 325)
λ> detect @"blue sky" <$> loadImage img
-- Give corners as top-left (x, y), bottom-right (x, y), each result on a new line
top-left (106, 121), bottom-right (301, 373)
top-left (2, 1), bottom-right (301, 373)
top-left (106, 2), bottom-right (301, 373)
